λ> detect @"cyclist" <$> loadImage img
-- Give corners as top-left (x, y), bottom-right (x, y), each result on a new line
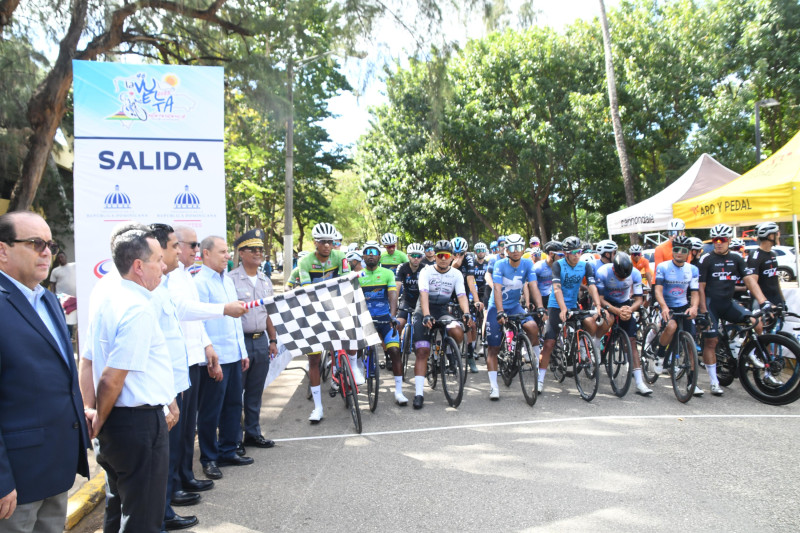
top-left (286, 251), bottom-right (310, 289)
top-left (333, 230), bottom-right (343, 250)
top-left (688, 237), bottom-right (704, 267)
top-left (473, 242), bottom-right (491, 309)
top-left (489, 240), bottom-right (500, 258)
top-left (592, 239), bottom-right (618, 275)
top-left (651, 235), bottom-right (702, 392)
top-left (451, 237), bottom-right (483, 373)
top-left (539, 236), bottom-right (608, 392)
top-left (629, 244), bottom-right (654, 287)
top-left (297, 222), bottom-right (354, 422)
top-left (358, 241), bottom-right (406, 405)
top-left (412, 240), bottom-right (472, 409)
top-left (533, 240), bottom-right (563, 303)
top-left (395, 243), bottom-right (424, 332)
top-left (485, 234), bottom-right (544, 400)
top-left (421, 240), bottom-right (436, 266)
top-left (698, 223), bottom-right (774, 395)
top-left (654, 218), bottom-right (686, 267)
top-left (379, 233), bottom-right (408, 274)
top-left (346, 250), bottom-right (363, 272)
top-left (747, 222), bottom-right (786, 312)
top-left (595, 252), bottom-right (652, 395)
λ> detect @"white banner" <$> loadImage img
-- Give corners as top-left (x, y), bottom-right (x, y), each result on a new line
top-left (72, 61), bottom-right (225, 345)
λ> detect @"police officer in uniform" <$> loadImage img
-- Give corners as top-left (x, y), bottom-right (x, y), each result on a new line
top-left (228, 229), bottom-right (278, 453)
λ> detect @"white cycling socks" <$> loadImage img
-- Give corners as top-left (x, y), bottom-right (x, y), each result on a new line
top-left (538, 368), bottom-right (547, 382)
top-left (488, 370), bottom-right (498, 389)
top-left (633, 368), bottom-right (644, 386)
top-left (310, 385), bottom-right (322, 410)
top-left (415, 375), bottom-right (424, 396)
top-left (394, 375), bottom-right (403, 395)
top-left (707, 363), bottom-right (718, 386)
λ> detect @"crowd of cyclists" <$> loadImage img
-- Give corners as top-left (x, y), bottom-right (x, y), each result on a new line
top-left (288, 217), bottom-right (792, 422)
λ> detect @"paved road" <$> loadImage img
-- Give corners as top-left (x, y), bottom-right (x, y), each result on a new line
top-left (73, 355), bottom-right (800, 533)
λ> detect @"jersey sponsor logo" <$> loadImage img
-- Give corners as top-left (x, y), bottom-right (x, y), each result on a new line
top-left (711, 271), bottom-right (739, 281)
top-left (762, 267), bottom-right (778, 277)
top-left (563, 273), bottom-right (583, 285)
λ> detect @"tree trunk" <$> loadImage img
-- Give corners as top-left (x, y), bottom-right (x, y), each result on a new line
top-left (8, 0), bottom-right (88, 211)
top-left (460, 183), bottom-right (498, 238)
top-left (0, 0), bottom-right (21, 29)
top-left (534, 200), bottom-right (548, 243)
top-left (598, 0), bottom-right (638, 243)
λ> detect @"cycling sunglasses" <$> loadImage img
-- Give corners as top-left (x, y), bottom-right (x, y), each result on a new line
top-left (409, 253), bottom-right (423, 259)
top-left (425, 247), bottom-right (435, 252)
top-left (630, 252), bottom-right (641, 257)
top-left (363, 248), bottom-right (381, 256)
top-left (672, 246), bottom-right (689, 254)
top-left (506, 244), bottom-right (524, 253)
top-left (712, 237), bottom-right (729, 244)
top-left (436, 252), bottom-right (452, 260)
top-left (554, 252), bottom-right (565, 257)
top-left (567, 249), bottom-right (582, 255)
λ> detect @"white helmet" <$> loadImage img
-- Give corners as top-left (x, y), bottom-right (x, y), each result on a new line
top-left (505, 233), bottom-right (525, 247)
top-left (474, 242), bottom-right (488, 252)
top-left (755, 222), bottom-right (779, 239)
top-left (333, 230), bottom-right (343, 241)
top-left (579, 252), bottom-right (595, 263)
top-left (709, 224), bottom-right (734, 238)
top-left (312, 222), bottom-right (338, 240)
top-left (363, 240), bottom-right (381, 253)
top-left (731, 238), bottom-right (745, 248)
top-left (347, 242), bottom-right (359, 252)
top-left (596, 239), bottom-right (618, 254)
top-left (688, 237), bottom-right (704, 251)
top-left (381, 233), bottom-right (398, 245)
top-left (407, 242), bottom-right (424, 255)
top-left (629, 244), bottom-right (643, 254)
top-left (529, 236), bottom-right (540, 245)
top-left (346, 250), bottom-right (362, 262)
top-left (667, 218), bottom-right (686, 231)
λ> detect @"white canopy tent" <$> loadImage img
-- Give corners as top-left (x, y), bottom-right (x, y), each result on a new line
top-left (606, 154), bottom-right (739, 236)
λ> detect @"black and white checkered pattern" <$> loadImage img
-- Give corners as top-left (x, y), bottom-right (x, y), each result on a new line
top-left (264, 272), bottom-right (380, 356)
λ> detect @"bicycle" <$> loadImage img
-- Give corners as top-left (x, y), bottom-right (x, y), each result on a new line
top-left (551, 309), bottom-right (601, 402)
top-left (496, 311), bottom-right (539, 406)
top-left (325, 350), bottom-right (362, 433)
top-left (398, 306), bottom-right (415, 381)
top-left (640, 311), bottom-right (698, 403)
top-left (358, 344), bottom-right (380, 413)
top-left (424, 317), bottom-right (465, 407)
top-left (599, 311), bottom-right (633, 397)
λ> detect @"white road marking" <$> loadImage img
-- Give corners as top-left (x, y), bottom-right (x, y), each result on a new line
top-left (273, 413), bottom-right (800, 442)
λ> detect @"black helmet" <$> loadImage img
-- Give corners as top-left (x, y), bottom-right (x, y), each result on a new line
top-left (562, 236), bottom-right (582, 251)
top-left (673, 235), bottom-right (692, 249)
top-left (423, 240), bottom-right (435, 249)
top-left (612, 252), bottom-right (633, 279)
top-left (544, 240), bottom-right (563, 253)
top-left (434, 239), bottom-right (453, 253)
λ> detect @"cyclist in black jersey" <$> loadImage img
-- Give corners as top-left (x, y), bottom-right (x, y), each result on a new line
top-left (747, 222), bottom-right (785, 308)
top-left (395, 243), bottom-right (424, 331)
top-left (451, 237), bottom-right (483, 372)
top-left (421, 240), bottom-right (436, 266)
top-left (698, 224), bottom-right (773, 395)
top-left (473, 242), bottom-right (490, 306)
top-left (688, 237), bottom-right (704, 268)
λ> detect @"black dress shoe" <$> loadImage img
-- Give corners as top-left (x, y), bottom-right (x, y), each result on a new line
top-left (413, 395), bottom-right (424, 409)
top-left (218, 454), bottom-right (254, 466)
top-left (235, 442), bottom-right (246, 457)
top-left (171, 490), bottom-right (200, 506)
top-left (182, 478), bottom-right (214, 492)
top-left (243, 435), bottom-right (275, 448)
top-left (202, 461), bottom-right (222, 480)
top-left (164, 514), bottom-right (199, 530)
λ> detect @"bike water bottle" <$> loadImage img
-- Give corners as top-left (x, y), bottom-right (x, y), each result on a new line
top-left (506, 330), bottom-right (515, 351)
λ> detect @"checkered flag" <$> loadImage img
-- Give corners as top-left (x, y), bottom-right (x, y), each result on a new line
top-left (263, 272), bottom-right (380, 357)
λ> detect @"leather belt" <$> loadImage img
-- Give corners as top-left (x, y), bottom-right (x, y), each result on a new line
top-left (244, 332), bottom-right (265, 339)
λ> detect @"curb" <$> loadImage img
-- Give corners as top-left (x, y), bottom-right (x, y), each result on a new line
top-left (65, 472), bottom-right (105, 530)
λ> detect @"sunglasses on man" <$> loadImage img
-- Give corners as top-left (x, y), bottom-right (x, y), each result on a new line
top-left (506, 244), bottom-right (524, 253)
top-left (10, 238), bottom-right (59, 255)
top-left (672, 246), bottom-right (689, 254)
top-left (567, 249), bottom-right (582, 255)
top-left (363, 248), bottom-right (381, 256)
top-left (409, 253), bottom-right (423, 259)
top-left (180, 241), bottom-right (200, 249)
top-left (712, 237), bottom-right (729, 244)
top-left (436, 252), bottom-right (452, 260)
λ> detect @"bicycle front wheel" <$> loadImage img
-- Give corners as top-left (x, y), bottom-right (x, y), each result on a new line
top-left (550, 332), bottom-right (568, 383)
top-left (738, 334), bottom-right (800, 405)
top-left (670, 331), bottom-right (698, 403)
top-left (574, 330), bottom-right (599, 402)
top-left (401, 325), bottom-right (411, 381)
top-left (366, 348), bottom-right (379, 412)
top-left (441, 336), bottom-right (465, 407)
top-left (606, 329), bottom-right (633, 397)
top-left (320, 350), bottom-right (332, 382)
top-left (517, 334), bottom-right (538, 406)
top-left (639, 324), bottom-right (659, 385)
top-left (342, 358), bottom-right (363, 433)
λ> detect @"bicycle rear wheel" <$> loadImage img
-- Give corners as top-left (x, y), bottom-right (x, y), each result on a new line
top-left (320, 350), bottom-right (332, 382)
top-left (341, 358), bottom-right (363, 433)
top-left (550, 332), bottom-right (568, 383)
top-left (574, 330), bottom-right (599, 402)
top-left (365, 347), bottom-right (379, 412)
top-left (639, 324), bottom-right (659, 385)
top-left (670, 331), bottom-right (698, 403)
top-left (517, 335), bottom-right (538, 406)
top-left (606, 329), bottom-right (633, 397)
top-left (426, 347), bottom-right (438, 389)
top-left (441, 336), bottom-right (465, 407)
top-left (401, 324), bottom-right (411, 381)
top-left (738, 334), bottom-right (800, 405)
top-left (714, 339), bottom-right (736, 387)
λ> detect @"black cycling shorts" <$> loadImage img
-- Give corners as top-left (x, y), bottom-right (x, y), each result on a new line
top-left (704, 298), bottom-right (751, 338)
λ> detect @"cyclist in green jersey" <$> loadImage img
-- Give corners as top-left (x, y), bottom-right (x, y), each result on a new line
top-left (379, 233), bottom-right (408, 273)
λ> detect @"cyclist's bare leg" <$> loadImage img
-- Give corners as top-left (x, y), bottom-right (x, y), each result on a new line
top-left (540, 338), bottom-right (556, 368)
top-left (702, 336), bottom-right (718, 366)
top-left (388, 346), bottom-right (402, 375)
top-left (414, 347), bottom-right (430, 376)
top-left (486, 346), bottom-right (500, 371)
top-left (308, 352), bottom-right (321, 387)
top-left (522, 320), bottom-right (540, 346)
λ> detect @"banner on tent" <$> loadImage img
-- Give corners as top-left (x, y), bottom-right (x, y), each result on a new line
top-left (72, 61), bottom-right (226, 344)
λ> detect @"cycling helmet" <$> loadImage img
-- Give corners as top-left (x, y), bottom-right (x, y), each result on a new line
top-left (333, 230), bottom-right (343, 241)
top-left (362, 240), bottom-right (381, 254)
top-left (298, 250), bottom-right (311, 258)
top-left (612, 252), bottom-right (633, 279)
top-left (730, 237), bottom-right (745, 249)
top-left (709, 224), bottom-right (734, 238)
top-left (596, 239), bottom-right (618, 254)
top-left (689, 237), bottom-right (704, 250)
top-left (346, 250), bottom-right (362, 262)
top-left (451, 237), bottom-right (469, 254)
top-left (755, 222), bottom-right (780, 239)
top-left (667, 218), bottom-right (686, 231)
top-left (629, 244), bottom-right (643, 254)
top-left (497, 235), bottom-right (507, 244)
top-left (407, 242), bottom-right (425, 255)
top-left (529, 236), bottom-right (540, 245)
top-left (672, 235), bottom-right (692, 249)
top-left (490, 240), bottom-right (499, 250)
top-left (474, 242), bottom-right (488, 253)
top-left (347, 242), bottom-right (359, 252)
top-left (505, 233), bottom-right (525, 247)
top-left (579, 253), bottom-right (595, 263)
top-left (381, 233), bottom-right (398, 246)
top-left (544, 240), bottom-right (563, 253)
top-left (423, 240), bottom-right (435, 249)
top-left (434, 239), bottom-right (453, 253)
top-left (531, 246), bottom-right (541, 256)
top-left (311, 222), bottom-right (338, 240)
top-left (582, 242), bottom-right (593, 253)
top-left (562, 236), bottom-right (582, 251)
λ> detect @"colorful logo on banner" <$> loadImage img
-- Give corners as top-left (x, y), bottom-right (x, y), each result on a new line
top-left (108, 72), bottom-right (195, 124)
top-left (93, 259), bottom-right (113, 278)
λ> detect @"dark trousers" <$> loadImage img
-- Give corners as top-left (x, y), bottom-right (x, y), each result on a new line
top-left (178, 364), bottom-right (201, 486)
top-left (197, 361), bottom-right (242, 464)
top-left (242, 336), bottom-right (270, 439)
top-left (95, 407), bottom-right (168, 533)
top-left (163, 394), bottom-right (183, 524)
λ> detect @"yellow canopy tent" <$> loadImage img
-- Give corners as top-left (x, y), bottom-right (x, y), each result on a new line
top-left (673, 129), bottom-right (800, 277)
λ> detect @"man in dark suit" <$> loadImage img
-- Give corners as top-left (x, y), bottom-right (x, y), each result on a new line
top-left (0, 211), bottom-right (90, 532)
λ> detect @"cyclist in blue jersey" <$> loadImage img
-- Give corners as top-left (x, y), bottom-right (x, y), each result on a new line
top-left (652, 235), bottom-right (702, 394)
top-left (484, 234), bottom-right (544, 400)
top-left (595, 253), bottom-right (652, 395)
top-left (533, 240), bottom-right (563, 300)
top-left (539, 236), bottom-right (608, 392)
